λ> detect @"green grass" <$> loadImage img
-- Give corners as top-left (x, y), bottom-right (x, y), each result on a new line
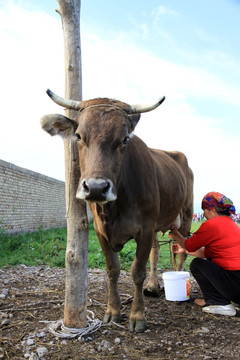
top-left (0, 222), bottom-right (203, 270)
top-left (0, 226), bottom-right (67, 268)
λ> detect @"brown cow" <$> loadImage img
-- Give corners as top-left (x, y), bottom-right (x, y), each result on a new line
top-left (41, 90), bottom-right (193, 333)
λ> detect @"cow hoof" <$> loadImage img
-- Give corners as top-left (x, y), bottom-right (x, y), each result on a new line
top-left (103, 313), bottom-right (121, 324)
top-left (103, 313), bottom-right (111, 323)
top-left (128, 319), bottom-right (147, 333)
top-left (143, 285), bottom-right (161, 297)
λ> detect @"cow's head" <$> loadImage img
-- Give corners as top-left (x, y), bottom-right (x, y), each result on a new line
top-left (41, 90), bottom-right (165, 204)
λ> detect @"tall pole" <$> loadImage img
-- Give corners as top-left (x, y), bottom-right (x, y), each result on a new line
top-left (57, 0), bottom-right (88, 328)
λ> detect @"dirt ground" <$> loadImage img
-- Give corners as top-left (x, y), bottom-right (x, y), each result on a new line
top-left (0, 265), bottom-right (240, 360)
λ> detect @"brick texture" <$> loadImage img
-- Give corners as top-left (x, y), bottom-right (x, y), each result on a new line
top-left (0, 160), bottom-right (66, 233)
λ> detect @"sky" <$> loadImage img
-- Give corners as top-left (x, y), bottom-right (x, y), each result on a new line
top-left (0, 0), bottom-right (240, 213)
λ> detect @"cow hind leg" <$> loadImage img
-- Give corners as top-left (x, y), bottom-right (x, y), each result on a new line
top-left (96, 232), bottom-right (121, 324)
top-left (175, 252), bottom-right (187, 271)
top-left (172, 251), bottom-right (177, 271)
top-left (176, 167), bottom-right (193, 271)
top-left (176, 207), bottom-right (193, 271)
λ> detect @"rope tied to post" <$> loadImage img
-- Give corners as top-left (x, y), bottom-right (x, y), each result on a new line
top-left (43, 310), bottom-right (103, 340)
top-left (41, 294), bottom-right (133, 340)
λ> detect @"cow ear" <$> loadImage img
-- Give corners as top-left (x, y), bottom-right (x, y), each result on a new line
top-left (127, 114), bottom-right (141, 132)
top-left (40, 114), bottom-right (77, 138)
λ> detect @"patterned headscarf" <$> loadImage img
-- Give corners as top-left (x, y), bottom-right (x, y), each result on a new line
top-left (201, 191), bottom-right (236, 214)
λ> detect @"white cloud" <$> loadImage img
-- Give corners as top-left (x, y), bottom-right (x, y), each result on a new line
top-left (82, 32), bottom-right (240, 108)
top-left (0, 2), bottom-right (65, 179)
top-left (154, 6), bottom-right (178, 17)
top-left (195, 27), bottom-right (217, 43)
top-left (140, 23), bottom-right (149, 40)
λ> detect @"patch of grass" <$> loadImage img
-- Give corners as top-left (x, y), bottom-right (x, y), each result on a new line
top-left (0, 221), bottom-right (204, 270)
top-left (88, 224), bottom-right (106, 269)
top-left (0, 226), bottom-right (67, 268)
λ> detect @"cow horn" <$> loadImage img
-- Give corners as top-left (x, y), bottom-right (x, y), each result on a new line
top-left (130, 96), bottom-right (166, 114)
top-left (46, 89), bottom-right (82, 110)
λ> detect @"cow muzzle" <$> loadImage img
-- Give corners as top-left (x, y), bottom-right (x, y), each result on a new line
top-left (76, 178), bottom-right (117, 203)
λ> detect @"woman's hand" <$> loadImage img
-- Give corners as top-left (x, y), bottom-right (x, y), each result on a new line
top-left (168, 226), bottom-right (180, 240)
top-left (171, 243), bottom-right (186, 254)
top-left (168, 224), bottom-right (187, 250)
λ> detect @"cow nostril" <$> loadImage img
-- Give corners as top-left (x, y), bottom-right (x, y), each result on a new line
top-left (102, 182), bottom-right (110, 195)
top-left (82, 180), bottom-right (90, 194)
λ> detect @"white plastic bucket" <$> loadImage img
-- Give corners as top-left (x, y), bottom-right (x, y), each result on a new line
top-left (162, 271), bottom-right (190, 301)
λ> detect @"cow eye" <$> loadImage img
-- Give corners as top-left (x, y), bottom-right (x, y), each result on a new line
top-left (122, 136), bottom-right (130, 145)
top-left (75, 133), bottom-right (81, 141)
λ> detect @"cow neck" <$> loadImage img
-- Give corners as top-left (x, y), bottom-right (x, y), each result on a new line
top-left (96, 203), bottom-right (111, 223)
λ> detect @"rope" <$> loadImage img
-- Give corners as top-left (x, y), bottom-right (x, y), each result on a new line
top-left (41, 294), bottom-right (132, 340)
top-left (42, 310), bottom-right (103, 340)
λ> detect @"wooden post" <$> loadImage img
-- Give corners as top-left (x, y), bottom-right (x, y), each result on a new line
top-left (57, 0), bottom-right (88, 328)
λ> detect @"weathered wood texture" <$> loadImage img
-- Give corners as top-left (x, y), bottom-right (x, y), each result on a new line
top-left (57, 0), bottom-right (88, 328)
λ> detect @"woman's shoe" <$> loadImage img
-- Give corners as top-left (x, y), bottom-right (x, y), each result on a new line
top-left (202, 303), bottom-right (236, 316)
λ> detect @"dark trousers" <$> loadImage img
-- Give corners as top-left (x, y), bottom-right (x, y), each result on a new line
top-left (190, 257), bottom-right (240, 305)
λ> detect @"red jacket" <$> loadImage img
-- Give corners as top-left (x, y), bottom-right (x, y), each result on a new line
top-left (185, 216), bottom-right (240, 270)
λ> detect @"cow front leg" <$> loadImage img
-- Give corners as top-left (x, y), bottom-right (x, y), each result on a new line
top-left (97, 233), bottom-right (121, 324)
top-left (144, 232), bottom-right (160, 296)
top-left (129, 232), bottom-right (152, 333)
top-left (104, 263), bottom-right (121, 324)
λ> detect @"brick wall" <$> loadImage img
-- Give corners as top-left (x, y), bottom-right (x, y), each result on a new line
top-left (0, 160), bottom-right (67, 233)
